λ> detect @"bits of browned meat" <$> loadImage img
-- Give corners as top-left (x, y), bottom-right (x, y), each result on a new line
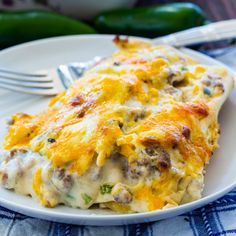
top-left (127, 143), bottom-right (171, 179)
top-left (145, 144), bottom-right (171, 169)
top-left (0, 169), bottom-right (23, 189)
top-left (113, 62), bottom-right (121, 66)
top-left (112, 183), bottom-right (133, 204)
top-left (0, 173), bottom-right (9, 188)
top-left (51, 169), bottom-right (74, 193)
top-left (127, 162), bottom-right (145, 179)
top-left (77, 110), bottom-right (86, 118)
top-left (167, 73), bottom-right (185, 86)
top-left (214, 82), bottom-right (224, 93)
top-left (140, 136), bottom-right (160, 146)
top-left (133, 110), bottom-right (146, 122)
top-left (164, 86), bottom-right (180, 95)
top-left (76, 98), bottom-right (95, 118)
top-left (113, 36), bottom-right (129, 48)
top-left (202, 79), bottom-right (211, 86)
top-left (10, 148), bottom-right (27, 156)
top-left (69, 95), bottom-right (84, 106)
top-left (6, 118), bottom-right (14, 126)
top-left (182, 126), bottom-right (191, 139)
top-left (86, 164), bottom-right (101, 181)
top-left (202, 76), bottom-right (224, 95)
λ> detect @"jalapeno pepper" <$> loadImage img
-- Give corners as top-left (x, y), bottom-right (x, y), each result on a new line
top-left (94, 3), bottom-right (207, 38)
top-left (0, 10), bottom-right (96, 48)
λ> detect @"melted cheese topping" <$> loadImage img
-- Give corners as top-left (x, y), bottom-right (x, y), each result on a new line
top-left (0, 38), bottom-right (233, 213)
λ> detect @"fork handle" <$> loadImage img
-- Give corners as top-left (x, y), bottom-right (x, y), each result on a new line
top-left (152, 19), bottom-right (236, 47)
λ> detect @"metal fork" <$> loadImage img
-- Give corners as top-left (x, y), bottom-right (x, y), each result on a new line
top-left (0, 19), bottom-right (235, 96)
top-left (0, 57), bottom-right (101, 95)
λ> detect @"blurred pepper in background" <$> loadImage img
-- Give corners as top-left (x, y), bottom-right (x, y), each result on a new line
top-left (94, 3), bottom-right (207, 38)
top-left (0, 10), bottom-right (96, 48)
top-left (0, 1), bottom-right (207, 48)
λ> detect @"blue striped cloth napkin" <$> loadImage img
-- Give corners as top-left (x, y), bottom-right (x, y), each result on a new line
top-left (0, 47), bottom-right (236, 236)
top-left (0, 188), bottom-right (236, 236)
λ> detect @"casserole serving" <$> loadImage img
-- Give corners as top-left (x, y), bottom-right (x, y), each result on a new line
top-left (0, 37), bottom-right (233, 213)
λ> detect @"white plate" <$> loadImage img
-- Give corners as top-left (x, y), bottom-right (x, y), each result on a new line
top-left (0, 35), bottom-right (235, 226)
